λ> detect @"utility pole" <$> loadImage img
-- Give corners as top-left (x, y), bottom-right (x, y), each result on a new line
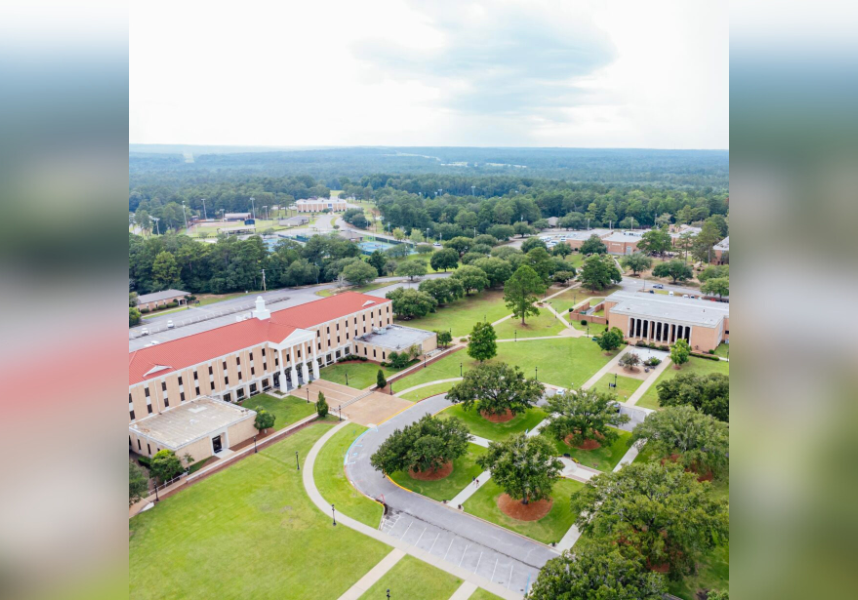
top-left (250, 197), bottom-right (256, 220)
top-left (181, 201), bottom-right (188, 230)
top-left (201, 198), bottom-right (207, 220)
top-left (261, 269), bottom-right (267, 291)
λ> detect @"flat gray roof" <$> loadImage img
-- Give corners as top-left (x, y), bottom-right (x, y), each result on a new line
top-left (601, 231), bottom-right (644, 243)
top-left (606, 291), bottom-right (729, 328)
top-left (358, 324), bottom-right (434, 351)
top-left (137, 289), bottom-right (189, 303)
top-left (130, 396), bottom-right (255, 449)
top-left (714, 236), bottom-right (729, 251)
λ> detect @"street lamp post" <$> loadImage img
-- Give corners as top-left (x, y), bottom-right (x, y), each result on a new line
top-left (253, 435), bottom-right (258, 453)
top-left (306, 388), bottom-right (310, 403)
top-left (295, 451), bottom-right (300, 471)
top-left (460, 362), bottom-right (463, 377)
top-left (535, 366), bottom-right (538, 381)
top-left (345, 371), bottom-right (349, 386)
top-left (331, 504), bottom-right (337, 526)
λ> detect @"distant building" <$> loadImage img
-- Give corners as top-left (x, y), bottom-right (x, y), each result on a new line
top-left (546, 217), bottom-right (559, 227)
top-left (669, 224), bottom-right (701, 246)
top-left (292, 198), bottom-right (348, 213)
top-left (600, 231), bottom-right (644, 255)
top-left (136, 289), bottom-right (190, 311)
top-left (338, 230), bottom-right (363, 242)
top-left (713, 237), bottom-right (729, 264)
top-left (603, 291), bottom-right (729, 352)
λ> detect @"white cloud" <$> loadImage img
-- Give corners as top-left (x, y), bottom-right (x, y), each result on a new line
top-left (130, 0), bottom-right (728, 148)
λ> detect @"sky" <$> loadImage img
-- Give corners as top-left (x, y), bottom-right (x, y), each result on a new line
top-left (130, 0), bottom-right (728, 149)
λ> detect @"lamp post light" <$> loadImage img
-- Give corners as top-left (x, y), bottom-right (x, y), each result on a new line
top-left (460, 362), bottom-right (463, 377)
top-left (345, 371), bottom-right (349, 386)
top-left (306, 388), bottom-right (310, 403)
top-left (154, 481), bottom-right (160, 503)
top-left (535, 366), bottom-right (538, 381)
top-left (331, 504), bottom-right (337, 526)
top-left (387, 590), bottom-right (391, 599)
top-left (338, 405), bottom-right (342, 421)
top-left (295, 451), bottom-right (300, 471)
top-left (253, 435), bottom-right (258, 453)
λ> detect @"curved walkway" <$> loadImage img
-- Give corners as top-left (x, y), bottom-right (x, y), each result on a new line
top-left (395, 378), bottom-right (462, 397)
top-left (343, 394), bottom-right (558, 594)
top-left (302, 419), bottom-right (527, 600)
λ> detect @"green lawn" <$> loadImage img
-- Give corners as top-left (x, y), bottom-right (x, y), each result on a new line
top-left (314, 424), bottom-right (384, 528)
top-left (463, 478), bottom-right (585, 545)
top-left (359, 555), bottom-right (462, 600)
top-left (714, 342), bottom-right (730, 358)
top-left (243, 394), bottom-right (317, 431)
top-left (396, 290), bottom-right (511, 338)
top-left (397, 380), bottom-right (458, 402)
top-left (316, 281), bottom-right (399, 298)
top-left (320, 362), bottom-right (406, 390)
top-left (539, 427), bottom-right (633, 472)
top-left (546, 288), bottom-right (606, 315)
top-left (493, 309), bottom-right (565, 339)
top-left (390, 443), bottom-right (488, 502)
top-left (394, 337), bottom-right (615, 391)
top-left (590, 373), bottom-right (643, 402)
top-left (469, 589), bottom-right (505, 600)
top-left (130, 423), bottom-right (390, 600)
top-left (636, 357), bottom-right (730, 410)
top-left (570, 319), bottom-right (608, 336)
top-left (438, 404), bottom-right (548, 442)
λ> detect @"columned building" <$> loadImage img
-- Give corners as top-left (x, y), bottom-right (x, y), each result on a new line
top-left (602, 292), bottom-right (729, 352)
top-left (128, 292), bottom-right (435, 459)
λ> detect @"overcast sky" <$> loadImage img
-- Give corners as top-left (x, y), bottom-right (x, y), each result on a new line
top-left (130, 0), bottom-right (728, 149)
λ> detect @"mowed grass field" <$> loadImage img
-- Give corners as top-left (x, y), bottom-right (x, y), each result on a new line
top-left (242, 394), bottom-right (316, 431)
top-left (589, 373), bottom-right (643, 402)
top-left (129, 423), bottom-right (391, 600)
top-left (396, 290), bottom-right (511, 338)
top-left (314, 424), bottom-right (384, 528)
top-left (389, 443), bottom-right (488, 502)
top-left (636, 356), bottom-right (729, 410)
top-left (393, 336), bottom-right (614, 391)
top-left (463, 478), bottom-right (585, 545)
top-left (539, 427), bottom-right (633, 472)
top-left (358, 555), bottom-right (462, 600)
top-left (397, 380), bottom-right (459, 402)
top-left (320, 362), bottom-right (407, 390)
top-left (493, 309), bottom-right (565, 339)
top-left (437, 404), bottom-right (548, 443)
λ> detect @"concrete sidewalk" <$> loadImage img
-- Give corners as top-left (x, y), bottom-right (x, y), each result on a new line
top-left (624, 356), bottom-right (672, 406)
top-left (337, 548), bottom-right (405, 600)
top-left (449, 470), bottom-right (492, 507)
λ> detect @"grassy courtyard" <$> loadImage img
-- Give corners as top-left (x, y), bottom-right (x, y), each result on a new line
top-left (468, 589), bottom-right (505, 600)
top-left (397, 381), bottom-right (458, 402)
top-left (636, 357), bottom-right (730, 410)
top-left (320, 362), bottom-right (405, 390)
top-left (359, 555), bottom-right (462, 600)
top-left (546, 288), bottom-right (610, 315)
top-left (539, 427), bottom-right (633, 472)
top-left (389, 443), bottom-right (488, 502)
top-left (438, 404), bottom-right (548, 442)
top-left (130, 423), bottom-right (391, 600)
top-left (242, 394), bottom-right (317, 431)
top-left (314, 424), bottom-right (384, 528)
top-left (394, 336), bottom-right (615, 391)
top-left (463, 478), bottom-right (585, 545)
top-left (396, 290), bottom-right (511, 338)
top-left (590, 373), bottom-right (643, 401)
top-left (493, 309), bottom-right (566, 339)
top-left (714, 342), bottom-right (730, 358)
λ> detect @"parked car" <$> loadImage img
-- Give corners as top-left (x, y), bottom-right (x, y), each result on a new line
top-left (682, 294), bottom-right (689, 298)
top-left (140, 328), bottom-right (149, 336)
top-left (433, 242), bottom-right (441, 247)
top-left (668, 291), bottom-right (675, 296)
top-left (652, 284), bottom-right (664, 289)
top-left (167, 320), bottom-right (175, 329)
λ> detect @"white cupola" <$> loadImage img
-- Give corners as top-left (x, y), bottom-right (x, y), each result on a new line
top-left (252, 296), bottom-right (271, 320)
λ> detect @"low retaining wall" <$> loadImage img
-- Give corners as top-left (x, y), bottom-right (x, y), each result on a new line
top-left (385, 346), bottom-right (464, 387)
top-left (568, 300), bottom-right (608, 325)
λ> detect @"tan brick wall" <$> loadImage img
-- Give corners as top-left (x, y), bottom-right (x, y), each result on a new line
top-left (227, 417), bottom-right (258, 450)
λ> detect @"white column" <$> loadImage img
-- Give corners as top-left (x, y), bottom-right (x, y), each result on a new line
top-left (289, 345), bottom-right (299, 388)
top-left (312, 342), bottom-right (320, 379)
top-left (302, 361), bottom-right (310, 383)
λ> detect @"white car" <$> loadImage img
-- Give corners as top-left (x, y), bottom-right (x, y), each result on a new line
top-left (140, 328), bottom-right (149, 336)
top-left (433, 242), bottom-right (441, 247)
top-left (167, 320), bottom-right (175, 329)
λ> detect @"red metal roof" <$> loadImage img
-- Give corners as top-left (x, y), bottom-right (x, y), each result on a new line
top-left (129, 292), bottom-right (389, 386)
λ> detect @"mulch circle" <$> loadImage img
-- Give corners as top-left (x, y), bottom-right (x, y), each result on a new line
top-left (409, 461), bottom-right (453, 481)
top-left (661, 454), bottom-right (714, 482)
top-left (563, 430), bottom-right (604, 450)
top-left (480, 409), bottom-right (515, 423)
top-left (497, 493), bottom-right (553, 521)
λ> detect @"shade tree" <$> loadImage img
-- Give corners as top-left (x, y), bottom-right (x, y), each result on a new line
top-left (504, 265), bottom-right (546, 325)
top-left (652, 260), bottom-right (693, 283)
top-left (370, 414), bottom-right (471, 476)
top-left (418, 278), bottom-right (465, 306)
top-left (446, 362), bottom-right (544, 419)
top-left (467, 321), bottom-right (497, 362)
top-left (580, 254), bottom-right (622, 290)
top-left (621, 253), bottom-right (653, 275)
top-left (544, 387), bottom-right (629, 448)
top-left (478, 434), bottom-right (563, 507)
top-left (386, 288), bottom-right (438, 319)
top-left (657, 372), bottom-right (729, 422)
top-left (450, 265), bottom-right (490, 295)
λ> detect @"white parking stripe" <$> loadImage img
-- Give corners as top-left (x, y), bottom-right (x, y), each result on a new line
top-left (474, 552), bottom-right (482, 573)
top-left (442, 538), bottom-right (455, 561)
top-left (458, 544), bottom-right (471, 566)
top-left (490, 558), bottom-right (499, 582)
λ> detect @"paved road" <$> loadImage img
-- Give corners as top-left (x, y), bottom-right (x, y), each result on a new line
top-left (346, 394), bottom-right (557, 595)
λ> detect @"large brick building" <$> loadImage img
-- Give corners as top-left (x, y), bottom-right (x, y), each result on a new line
top-left (292, 198), bottom-right (348, 212)
top-left (602, 291), bottom-right (729, 352)
top-left (128, 292), bottom-right (435, 461)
